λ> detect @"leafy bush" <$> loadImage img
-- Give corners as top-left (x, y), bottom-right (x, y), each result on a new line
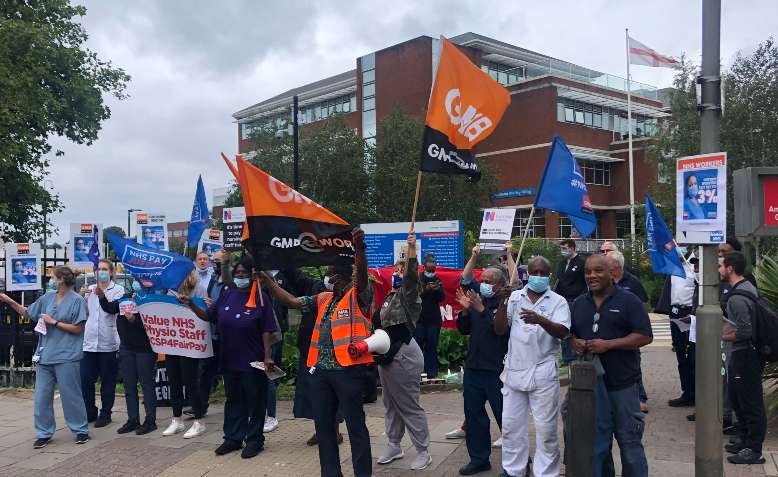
top-left (437, 328), bottom-right (469, 373)
top-left (280, 325), bottom-right (300, 385)
top-left (755, 255), bottom-right (778, 308)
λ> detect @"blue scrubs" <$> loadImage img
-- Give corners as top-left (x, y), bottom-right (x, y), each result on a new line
top-left (28, 290), bottom-right (89, 438)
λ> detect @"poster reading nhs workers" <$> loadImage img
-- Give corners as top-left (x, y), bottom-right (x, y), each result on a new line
top-left (4, 243), bottom-right (42, 292)
top-left (135, 211), bottom-right (169, 251)
top-left (675, 152), bottom-right (727, 244)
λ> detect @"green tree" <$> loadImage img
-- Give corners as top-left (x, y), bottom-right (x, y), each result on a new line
top-left (0, 1), bottom-right (130, 242)
top-left (647, 38), bottom-right (778, 249)
top-left (373, 107), bottom-right (497, 232)
top-left (226, 115), bottom-right (374, 224)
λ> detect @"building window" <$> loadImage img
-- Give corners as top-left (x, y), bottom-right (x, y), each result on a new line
top-left (361, 53), bottom-right (376, 144)
top-left (615, 210), bottom-right (631, 239)
top-left (558, 216), bottom-right (574, 238)
top-left (512, 209), bottom-right (545, 238)
top-left (580, 160), bottom-right (611, 186)
top-left (557, 98), bottom-right (656, 139)
top-left (481, 60), bottom-right (525, 85)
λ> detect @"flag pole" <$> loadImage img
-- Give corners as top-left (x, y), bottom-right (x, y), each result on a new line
top-left (409, 171), bottom-right (423, 232)
top-left (509, 206), bottom-right (535, 285)
top-left (626, 28), bottom-right (637, 244)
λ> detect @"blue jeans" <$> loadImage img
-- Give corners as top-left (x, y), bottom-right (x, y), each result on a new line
top-left (35, 361), bottom-right (89, 438)
top-left (463, 369), bottom-right (503, 467)
top-left (119, 349), bottom-right (157, 423)
top-left (593, 378), bottom-right (648, 477)
top-left (266, 340), bottom-right (283, 418)
top-left (80, 351), bottom-right (118, 420)
top-left (413, 321), bottom-right (440, 378)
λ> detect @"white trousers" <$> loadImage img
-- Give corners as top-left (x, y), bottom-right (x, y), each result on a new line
top-left (501, 378), bottom-right (561, 477)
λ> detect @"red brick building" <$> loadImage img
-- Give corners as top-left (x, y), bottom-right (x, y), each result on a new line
top-left (232, 33), bottom-right (669, 240)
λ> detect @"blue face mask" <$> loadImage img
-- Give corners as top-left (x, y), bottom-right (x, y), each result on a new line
top-left (392, 274), bottom-right (403, 289)
top-left (560, 250), bottom-right (571, 258)
top-left (480, 282), bottom-right (495, 298)
top-left (527, 275), bottom-right (550, 293)
top-left (97, 270), bottom-right (110, 283)
top-left (132, 281), bottom-right (142, 292)
top-left (677, 246), bottom-right (688, 257)
top-left (687, 184), bottom-right (699, 199)
top-left (234, 277), bottom-right (251, 289)
top-left (47, 280), bottom-right (57, 292)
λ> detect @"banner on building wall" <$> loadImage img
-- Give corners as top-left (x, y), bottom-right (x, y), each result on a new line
top-left (69, 223), bottom-right (103, 273)
top-left (135, 294), bottom-right (213, 359)
top-left (478, 208), bottom-right (516, 255)
top-left (135, 212), bottom-right (169, 251)
top-left (675, 152), bottom-right (727, 244)
top-left (4, 243), bottom-right (42, 292)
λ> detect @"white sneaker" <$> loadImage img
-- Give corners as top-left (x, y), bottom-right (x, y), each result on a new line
top-left (162, 418), bottom-right (185, 436)
top-left (263, 416), bottom-right (279, 433)
top-left (183, 420), bottom-right (206, 439)
top-left (411, 450), bottom-right (432, 470)
top-left (445, 427), bottom-right (466, 439)
top-left (377, 443), bottom-right (404, 464)
top-left (492, 436), bottom-right (503, 448)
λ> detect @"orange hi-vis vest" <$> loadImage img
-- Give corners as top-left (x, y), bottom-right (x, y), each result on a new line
top-left (307, 288), bottom-right (373, 368)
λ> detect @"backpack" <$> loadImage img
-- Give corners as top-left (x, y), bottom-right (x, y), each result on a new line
top-left (727, 288), bottom-right (778, 363)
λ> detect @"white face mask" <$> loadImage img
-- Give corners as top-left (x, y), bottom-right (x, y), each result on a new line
top-left (323, 276), bottom-right (334, 291)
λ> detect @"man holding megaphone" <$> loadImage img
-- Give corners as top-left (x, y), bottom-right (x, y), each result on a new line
top-left (370, 232), bottom-right (433, 471)
top-left (261, 227), bottom-right (374, 477)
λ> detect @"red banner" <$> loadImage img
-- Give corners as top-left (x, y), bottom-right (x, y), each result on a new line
top-left (369, 267), bottom-right (482, 329)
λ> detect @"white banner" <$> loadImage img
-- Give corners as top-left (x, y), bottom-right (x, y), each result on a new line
top-left (675, 152), bottom-right (727, 244)
top-left (4, 243), bottom-right (42, 292)
top-left (69, 223), bottom-right (102, 273)
top-left (135, 211), bottom-right (169, 251)
top-left (136, 294), bottom-right (213, 358)
top-left (478, 208), bottom-right (516, 254)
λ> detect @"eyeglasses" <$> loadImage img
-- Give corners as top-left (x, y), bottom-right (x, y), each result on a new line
top-left (592, 312), bottom-right (600, 334)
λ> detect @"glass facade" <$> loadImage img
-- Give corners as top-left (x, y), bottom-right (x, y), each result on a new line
top-left (557, 98), bottom-right (658, 139)
top-left (361, 53), bottom-right (376, 146)
top-left (615, 210), bottom-right (631, 239)
top-left (481, 60), bottom-right (525, 85)
top-left (241, 93), bottom-right (357, 140)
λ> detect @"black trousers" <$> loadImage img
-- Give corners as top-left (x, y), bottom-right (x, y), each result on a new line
top-left (80, 351), bottom-right (118, 420)
top-left (729, 348), bottom-right (766, 453)
top-left (166, 355), bottom-right (205, 419)
top-left (670, 319), bottom-right (695, 402)
top-left (463, 368), bottom-right (503, 467)
top-left (222, 368), bottom-right (269, 448)
top-left (311, 366), bottom-right (372, 477)
top-left (198, 340), bottom-right (221, 414)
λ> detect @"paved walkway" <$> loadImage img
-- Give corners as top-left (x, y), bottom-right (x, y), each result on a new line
top-left (0, 342), bottom-right (775, 476)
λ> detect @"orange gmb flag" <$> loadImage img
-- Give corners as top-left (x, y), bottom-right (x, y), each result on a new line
top-left (420, 38), bottom-right (510, 181)
top-left (235, 158), bottom-right (354, 269)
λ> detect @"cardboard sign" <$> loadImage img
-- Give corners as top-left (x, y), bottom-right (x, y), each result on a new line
top-left (4, 243), bottom-right (42, 292)
top-left (136, 294), bottom-right (213, 358)
top-left (675, 153), bottom-right (727, 244)
top-left (478, 208), bottom-right (516, 254)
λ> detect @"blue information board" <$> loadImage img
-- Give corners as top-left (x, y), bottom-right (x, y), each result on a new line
top-left (360, 220), bottom-right (464, 269)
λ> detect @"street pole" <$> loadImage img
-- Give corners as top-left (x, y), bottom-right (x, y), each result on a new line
top-left (293, 94), bottom-right (300, 191)
top-left (695, 0), bottom-right (723, 475)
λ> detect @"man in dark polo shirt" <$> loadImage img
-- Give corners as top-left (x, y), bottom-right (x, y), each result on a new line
top-left (569, 254), bottom-right (653, 477)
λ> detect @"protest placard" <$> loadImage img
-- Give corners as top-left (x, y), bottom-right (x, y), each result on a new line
top-left (675, 152), bottom-right (727, 244)
top-left (478, 208), bottom-right (516, 254)
top-left (222, 207), bottom-right (245, 252)
top-left (135, 294), bottom-right (213, 358)
top-left (4, 243), bottom-right (42, 292)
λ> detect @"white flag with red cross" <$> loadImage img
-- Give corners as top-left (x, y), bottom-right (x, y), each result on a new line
top-left (628, 37), bottom-right (678, 68)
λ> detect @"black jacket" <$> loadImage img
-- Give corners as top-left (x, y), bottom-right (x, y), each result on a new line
top-left (282, 269), bottom-right (326, 358)
top-left (419, 273), bottom-right (445, 326)
top-left (555, 253), bottom-right (587, 302)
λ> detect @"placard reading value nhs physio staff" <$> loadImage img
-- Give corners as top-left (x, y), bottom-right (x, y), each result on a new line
top-left (360, 221), bottom-right (464, 269)
top-left (135, 294), bottom-right (213, 359)
top-left (675, 153), bottom-right (727, 244)
top-left (478, 208), bottom-right (516, 254)
top-left (4, 243), bottom-right (41, 292)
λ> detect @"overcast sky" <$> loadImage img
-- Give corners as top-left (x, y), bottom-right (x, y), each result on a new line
top-left (45, 0), bottom-right (777, 242)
